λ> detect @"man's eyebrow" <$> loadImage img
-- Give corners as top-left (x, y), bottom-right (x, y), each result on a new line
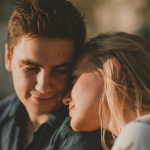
top-left (54, 62), bottom-right (73, 69)
top-left (20, 60), bottom-right (41, 67)
top-left (20, 60), bottom-right (73, 68)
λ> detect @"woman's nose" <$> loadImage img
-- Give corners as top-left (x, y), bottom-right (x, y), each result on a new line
top-left (63, 91), bottom-right (71, 106)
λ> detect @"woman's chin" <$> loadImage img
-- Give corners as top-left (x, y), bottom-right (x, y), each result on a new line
top-left (70, 119), bottom-right (101, 132)
top-left (70, 120), bottom-right (84, 132)
top-left (70, 120), bottom-right (93, 132)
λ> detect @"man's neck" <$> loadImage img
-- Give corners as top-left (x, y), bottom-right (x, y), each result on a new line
top-left (27, 113), bottom-right (50, 130)
top-left (24, 111), bottom-right (50, 144)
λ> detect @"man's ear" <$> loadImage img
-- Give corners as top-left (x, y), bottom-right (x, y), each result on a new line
top-left (5, 43), bottom-right (12, 72)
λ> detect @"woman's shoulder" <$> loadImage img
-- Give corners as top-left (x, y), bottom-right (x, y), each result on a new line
top-left (112, 114), bottom-right (150, 150)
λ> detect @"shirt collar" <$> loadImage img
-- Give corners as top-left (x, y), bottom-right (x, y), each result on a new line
top-left (8, 96), bottom-right (69, 129)
top-left (46, 105), bottom-right (69, 129)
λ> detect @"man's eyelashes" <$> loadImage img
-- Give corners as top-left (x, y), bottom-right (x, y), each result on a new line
top-left (25, 67), bottom-right (39, 72)
top-left (53, 69), bottom-right (68, 74)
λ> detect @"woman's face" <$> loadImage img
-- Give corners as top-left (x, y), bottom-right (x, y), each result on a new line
top-left (63, 55), bottom-right (104, 132)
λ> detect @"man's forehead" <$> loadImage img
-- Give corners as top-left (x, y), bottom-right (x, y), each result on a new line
top-left (13, 36), bottom-right (74, 49)
top-left (13, 36), bottom-right (74, 56)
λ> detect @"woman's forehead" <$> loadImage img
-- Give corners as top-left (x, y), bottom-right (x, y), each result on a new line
top-left (74, 57), bottom-right (89, 71)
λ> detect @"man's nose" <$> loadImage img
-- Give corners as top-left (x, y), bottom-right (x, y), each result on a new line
top-left (35, 71), bottom-right (53, 94)
top-left (62, 91), bottom-right (71, 106)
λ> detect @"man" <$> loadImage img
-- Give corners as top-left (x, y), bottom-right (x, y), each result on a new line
top-left (0, 0), bottom-right (103, 149)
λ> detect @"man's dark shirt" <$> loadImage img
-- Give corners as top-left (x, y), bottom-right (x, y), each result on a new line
top-left (0, 94), bottom-right (103, 150)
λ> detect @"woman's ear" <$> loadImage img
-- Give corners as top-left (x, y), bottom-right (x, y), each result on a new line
top-left (123, 103), bottom-right (137, 123)
top-left (5, 43), bottom-right (12, 72)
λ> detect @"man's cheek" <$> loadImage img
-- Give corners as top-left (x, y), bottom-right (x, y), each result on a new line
top-left (56, 74), bottom-right (70, 84)
top-left (56, 77), bottom-right (71, 94)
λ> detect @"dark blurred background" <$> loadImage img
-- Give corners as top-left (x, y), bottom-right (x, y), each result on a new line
top-left (1, 0), bottom-right (150, 99)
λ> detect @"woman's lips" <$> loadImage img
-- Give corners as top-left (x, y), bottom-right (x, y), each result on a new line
top-left (69, 105), bottom-right (75, 118)
top-left (69, 105), bottom-right (75, 111)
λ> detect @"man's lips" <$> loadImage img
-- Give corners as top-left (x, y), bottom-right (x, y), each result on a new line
top-left (31, 95), bottom-right (56, 104)
top-left (33, 96), bottom-right (55, 100)
top-left (69, 105), bottom-right (75, 111)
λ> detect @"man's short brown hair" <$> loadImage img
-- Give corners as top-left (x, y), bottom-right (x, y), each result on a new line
top-left (7, 0), bottom-right (86, 59)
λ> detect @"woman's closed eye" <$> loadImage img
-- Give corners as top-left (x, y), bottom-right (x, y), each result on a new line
top-left (71, 76), bottom-right (78, 86)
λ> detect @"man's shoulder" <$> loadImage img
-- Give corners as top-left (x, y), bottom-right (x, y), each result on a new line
top-left (0, 93), bottom-right (19, 108)
top-left (58, 116), bottom-right (103, 150)
top-left (0, 93), bottom-right (20, 123)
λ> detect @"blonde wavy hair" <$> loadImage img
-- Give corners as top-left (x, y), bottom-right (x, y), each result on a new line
top-left (84, 32), bottom-right (150, 150)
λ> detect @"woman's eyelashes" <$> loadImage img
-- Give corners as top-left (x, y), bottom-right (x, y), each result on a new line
top-left (71, 76), bottom-right (78, 86)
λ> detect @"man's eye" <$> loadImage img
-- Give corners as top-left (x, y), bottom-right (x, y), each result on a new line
top-left (54, 69), bottom-right (68, 74)
top-left (25, 67), bottom-right (39, 72)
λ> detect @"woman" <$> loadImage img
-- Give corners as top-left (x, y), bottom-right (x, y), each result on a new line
top-left (63, 32), bottom-right (150, 150)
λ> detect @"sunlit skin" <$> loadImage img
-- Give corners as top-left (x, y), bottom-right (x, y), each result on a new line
top-left (63, 54), bottom-right (138, 136)
top-left (5, 37), bottom-right (74, 130)
top-left (63, 54), bottom-right (104, 132)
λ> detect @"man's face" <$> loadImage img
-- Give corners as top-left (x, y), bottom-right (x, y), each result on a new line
top-left (5, 37), bottom-right (74, 115)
